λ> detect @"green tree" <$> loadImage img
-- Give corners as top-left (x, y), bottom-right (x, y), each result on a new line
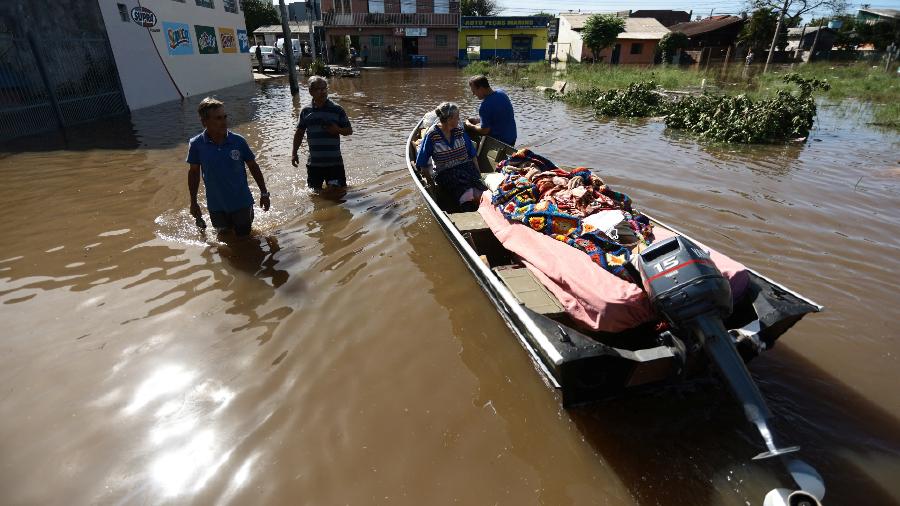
top-left (739, 8), bottom-right (787, 52)
top-left (242, 0), bottom-right (280, 35)
top-left (748, 0), bottom-right (847, 28)
top-left (658, 31), bottom-right (689, 63)
top-left (581, 14), bottom-right (626, 62)
top-left (808, 15), bottom-right (858, 49)
top-left (461, 0), bottom-right (499, 16)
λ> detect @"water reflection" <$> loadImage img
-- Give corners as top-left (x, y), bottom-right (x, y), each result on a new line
top-left (1, 67), bottom-right (899, 505)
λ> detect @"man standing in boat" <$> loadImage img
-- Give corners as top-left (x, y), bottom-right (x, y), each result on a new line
top-left (464, 75), bottom-right (517, 146)
top-left (291, 76), bottom-right (354, 190)
top-left (187, 97), bottom-right (270, 236)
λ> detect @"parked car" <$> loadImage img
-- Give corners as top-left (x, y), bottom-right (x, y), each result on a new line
top-left (250, 45), bottom-right (285, 72)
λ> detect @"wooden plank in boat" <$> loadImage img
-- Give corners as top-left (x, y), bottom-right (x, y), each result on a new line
top-left (493, 266), bottom-right (565, 318)
top-left (447, 211), bottom-right (489, 233)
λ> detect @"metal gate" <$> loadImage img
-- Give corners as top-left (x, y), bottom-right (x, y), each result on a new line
top-left (0, 33), bottom-right (127, 142)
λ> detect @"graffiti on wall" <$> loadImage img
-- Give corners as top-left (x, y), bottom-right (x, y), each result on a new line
top-left (162, 22), bottom-right (193, 55)
top-left (195, 25), bottom-right (219, 54)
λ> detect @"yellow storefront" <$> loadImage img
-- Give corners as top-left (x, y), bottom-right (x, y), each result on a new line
top-left (459, 16), bottom-right (550, 62)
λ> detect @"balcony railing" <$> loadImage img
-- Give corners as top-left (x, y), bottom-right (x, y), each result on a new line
top-left (323, 12), bottom-right (459, 27)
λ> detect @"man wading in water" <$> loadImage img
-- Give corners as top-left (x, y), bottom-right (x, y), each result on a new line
top-left (187, 97), bottom-right (270, 236)
top-left (291, 76), bottom-right (353, 190)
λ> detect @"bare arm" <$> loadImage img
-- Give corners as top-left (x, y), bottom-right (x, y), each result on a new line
top-left (291, 126), bottom-right (305, 167)
top-left (246, 160), bottom-right (270, 211)
top-left (465, 120), bottom-right (491, 137)
top-left (188, 163), bottom-right (202, 218)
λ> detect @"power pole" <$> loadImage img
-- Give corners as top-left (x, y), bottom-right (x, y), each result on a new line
top-left (793, 24), bottom-right (806, 59)
top-left (807, 21), bottom-right (824, 64)
top-left (763, 0), bottom-right (789, 74)
top-left (279, 0), bottom-right (299, 95)
top-left (307, 0), bottom-right (317, 60)
top-left (885, 42), bottom-right (897, 72)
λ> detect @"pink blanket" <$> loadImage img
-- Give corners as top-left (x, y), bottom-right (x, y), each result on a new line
top-left (478, 192), bottom-right (750, 333)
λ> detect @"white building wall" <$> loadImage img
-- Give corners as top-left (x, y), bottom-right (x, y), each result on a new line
top-left (556, 17), bottom-right (583, 62)
top-left (98, 0), bottom-right (252, 111)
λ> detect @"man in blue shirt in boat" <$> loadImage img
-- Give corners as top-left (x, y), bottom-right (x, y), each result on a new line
top-left (187, 97), bottom-right (270, 236)
top-left (464, 74), bottom-right (517, 147)
top-left (291, 76), bottom-right (354, 190)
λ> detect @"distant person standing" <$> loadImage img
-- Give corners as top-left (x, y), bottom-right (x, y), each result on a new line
top-left (464, 74), bottom-right (517, 146)
top-left (361, 45), bottom-right (369, 65)
top-left (745, 50), bottom-right (755, 66)
top-left (291, 76), bottom-right (354, 190)
top-left (255, 45), bottom-right (264, 73)
top-left (187, 97), bottom-right (270, 236)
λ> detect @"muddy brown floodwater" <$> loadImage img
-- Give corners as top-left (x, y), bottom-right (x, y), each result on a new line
top-left (1, 68), bottom-right (898, 505)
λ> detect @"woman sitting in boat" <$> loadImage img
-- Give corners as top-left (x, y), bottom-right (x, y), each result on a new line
top-left (415, 102), bottom-right (487, 212)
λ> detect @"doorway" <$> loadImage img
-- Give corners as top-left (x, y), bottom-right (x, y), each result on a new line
top-left (611, 43), bottom-right (621, 64)
top-left (511, 36), bottom-right (532, 61)
top-left (402, 36), bottom-right (418, 62)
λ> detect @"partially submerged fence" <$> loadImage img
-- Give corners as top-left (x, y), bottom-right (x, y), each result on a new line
top-left (0, 33), bottom-right (127, 142)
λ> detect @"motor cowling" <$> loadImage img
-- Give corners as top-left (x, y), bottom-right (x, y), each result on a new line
top-left (636, 235), bottom-right (732, 324)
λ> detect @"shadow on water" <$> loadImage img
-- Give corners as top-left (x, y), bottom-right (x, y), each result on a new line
top-left (211, 233), bottom-right (293, 345)
top-left (403, 207), bottom-right (900, 505)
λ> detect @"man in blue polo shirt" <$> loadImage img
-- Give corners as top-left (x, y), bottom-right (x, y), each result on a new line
top-left (187, 97), bottom-right (270, 236)
top-left (464, 74), bottom-right (517, 146)
top-left (291, 76), bottom-right (353, 190)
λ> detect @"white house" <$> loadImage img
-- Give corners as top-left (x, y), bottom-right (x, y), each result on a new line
top-left (98, 0), bottom-right (252, 111)
top-left (556, 14), bottom-right (668, 64)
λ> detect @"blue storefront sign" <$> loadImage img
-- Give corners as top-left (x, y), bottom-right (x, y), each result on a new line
top-left (237, 29), bottom-right (250, 53)
top-left (163, 22), bottom-right (193, 55)
top-left (461, 16), bottom-right (551, 29)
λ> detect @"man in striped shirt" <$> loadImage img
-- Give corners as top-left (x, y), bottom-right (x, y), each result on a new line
top-left (291, 76), bottom-right (353, 190)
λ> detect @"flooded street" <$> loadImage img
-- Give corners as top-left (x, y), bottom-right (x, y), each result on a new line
top-left (1, 67), bottom-right (898, 505)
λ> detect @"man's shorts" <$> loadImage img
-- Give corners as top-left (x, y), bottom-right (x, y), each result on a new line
top-left (307, 164), bottom-right (347, 190)
top-left (209, 206), bottom-right (254, 236)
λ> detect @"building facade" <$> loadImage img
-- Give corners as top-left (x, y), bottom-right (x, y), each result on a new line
top-left (98, 0), bottom-right (252, 111)
top-left (321, 0), bottom-right (459, 65)
top-left (557, 15), bottom-right (668, 65)
top-left (288, 0), bottom-right (322, 22)
top-left (459, 16), bottom-right (550, 62)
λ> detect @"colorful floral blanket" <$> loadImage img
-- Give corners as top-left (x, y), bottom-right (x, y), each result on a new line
top-left (491, 149), bottom-right (653, 282)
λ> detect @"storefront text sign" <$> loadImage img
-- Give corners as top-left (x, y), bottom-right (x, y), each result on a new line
top-left (163, 21), bottom-right (193, 56)
top-left (131, 6), bottom-right (158, 28)
top-left (219, 27), bottom-right (237, 53)
top-left (195, 25), bottom-right (219, 54)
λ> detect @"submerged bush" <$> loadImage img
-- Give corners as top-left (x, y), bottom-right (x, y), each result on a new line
top-left (665, 74), bottom-right (830, 142)
top-left (306, 58), bottom-right (329, 77)
top-left (554, 73), bottom-right (830, 143)
top-left (594, 81), bottom-right (666, 117)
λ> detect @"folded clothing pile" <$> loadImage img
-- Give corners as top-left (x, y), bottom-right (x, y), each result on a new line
top-left (491, 149), bottom-right (653, 282)
top-left (478, 150), bottom-right (750, 333)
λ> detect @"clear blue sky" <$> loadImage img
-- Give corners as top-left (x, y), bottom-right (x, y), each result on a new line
top-left (496, 0), bottom-right (900, 20)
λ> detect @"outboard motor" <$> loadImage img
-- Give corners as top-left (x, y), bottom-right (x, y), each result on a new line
top-left (637, 236), bottom-right (825, 505)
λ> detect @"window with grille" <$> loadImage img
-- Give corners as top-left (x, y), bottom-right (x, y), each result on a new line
top-left (368, 0), bottom-right (384, 13)
top-left (630, 43), bottom-right (643, 55)
top-left (436, 34), bottom-right (447, 46)
top-left (434, 0), bottom-right (449, 14)
top-left (401, 0), bottom-right (415, 13)
top-left (117, 3), bottom-right (128, 21)
top-left (224, 0), bottom-right (237, 13)
top-left (195, 0), bottom-right (215, 8)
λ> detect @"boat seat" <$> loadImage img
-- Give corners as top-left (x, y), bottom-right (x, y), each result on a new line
top-left (493, 266), bottom-right (566, 318)
top-left (447, 211), bottom-right (489, 233)
top-left (476, 136), bottom-right (517, 173)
